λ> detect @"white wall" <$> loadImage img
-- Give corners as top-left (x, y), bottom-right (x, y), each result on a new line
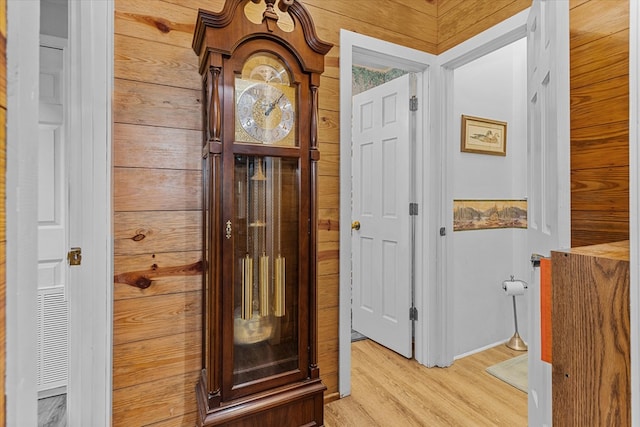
top-left (452, 38), bottom-right (529, 357)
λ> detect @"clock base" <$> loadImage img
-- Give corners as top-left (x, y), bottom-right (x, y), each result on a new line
top-left (196, 369), bottom-right (326, 427)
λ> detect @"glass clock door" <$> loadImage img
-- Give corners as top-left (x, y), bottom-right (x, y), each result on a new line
top-left (232, 155), bottom-right (299, 386)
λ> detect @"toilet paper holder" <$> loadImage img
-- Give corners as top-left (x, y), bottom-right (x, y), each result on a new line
top-left (503, 275), bottom-right (528, 351)
top-left (502, 275), bottom-right (528, 295)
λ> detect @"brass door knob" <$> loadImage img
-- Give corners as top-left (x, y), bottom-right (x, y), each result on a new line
top-left (351, 221), bottom-right (360, 230)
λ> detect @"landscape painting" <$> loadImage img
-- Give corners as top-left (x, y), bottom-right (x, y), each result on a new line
top-left (453, 199), bottom-right (527, 231)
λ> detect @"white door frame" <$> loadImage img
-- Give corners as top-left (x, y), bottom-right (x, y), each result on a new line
top-left (6, 2), bottom-right (41, 424)
top-left (629, 0), bottom-right (639, 424)
top-left (339, 29), bottom-right (436, 396)
top-left (437, 8), bottom-right (530, 366)
top-left (6, 1), bottom-right (113, 425)
top-left (66, 2), bottom-right (113, 425)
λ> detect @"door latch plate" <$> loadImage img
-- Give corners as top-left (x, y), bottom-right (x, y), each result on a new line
top-left (68, 247), bottom-right (82, 266)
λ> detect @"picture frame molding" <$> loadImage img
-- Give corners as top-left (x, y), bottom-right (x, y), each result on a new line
top-left (461, 114), bottom-right (507, 156)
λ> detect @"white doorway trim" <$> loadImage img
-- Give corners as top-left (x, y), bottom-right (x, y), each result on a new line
top-left (338, 29), bottom-right (436, 397)
top-left (6, 1), bottom-right (113, 425)
top-left (437, 7), bottom-right (529, 366)
top-left (6, 1), bottom-right (41, 424)
top-left (66, 1), bottom-right (113, 425)
top-left (629, 0), bottom-right (639, 424)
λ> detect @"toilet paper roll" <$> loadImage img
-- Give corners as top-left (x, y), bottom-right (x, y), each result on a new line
top-left (503, 280), bottom-right (526, 296)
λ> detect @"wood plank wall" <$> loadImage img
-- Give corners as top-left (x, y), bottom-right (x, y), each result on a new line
top-left (569, 0), bottom-right (629, 247)
top-left (0, 0), bottom-right (6, 425)
top-left (437, 0), bottom-right (531, 53)
top-left (111, 0), bottom-right (530, 425)
top-left (112, 1), bottom-right (204, 424)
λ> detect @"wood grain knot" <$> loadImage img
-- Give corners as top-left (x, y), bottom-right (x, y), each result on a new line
top-left (318, 219), bottom-right (335, 231)
top-left (154, 19), bottom-right (171, 33)
top-left (132, 233), bottom-right (146, 242)
top-left (114, 260), bottom-right (204, 289)
top-left (135, 277), bottom-right (153, 289)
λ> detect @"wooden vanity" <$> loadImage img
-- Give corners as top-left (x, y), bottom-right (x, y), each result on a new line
top-left (551, 240), bottom-right (630, 425)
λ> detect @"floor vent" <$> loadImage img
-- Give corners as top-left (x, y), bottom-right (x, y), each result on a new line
top-left (37, 286), bottom-right (68, 392)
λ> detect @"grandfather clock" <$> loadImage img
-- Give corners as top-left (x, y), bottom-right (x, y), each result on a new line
top-left (192, 1), bottom-right (331, 425)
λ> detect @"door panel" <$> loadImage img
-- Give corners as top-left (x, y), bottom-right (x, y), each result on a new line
top-left (352, 74), bottom-right (412, 358)
top-left (526, 1), bottom-right (570, 425)
top-left (37, 44), bottom-right (68, 394)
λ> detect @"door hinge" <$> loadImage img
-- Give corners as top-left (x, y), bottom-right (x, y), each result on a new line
top-left (409, 306), bottom-right (418, 321)
top-left (67, 247), bottom-right (82, 266)
top-left (531, 253), bottom-right (543, 268)
top-left (409, 203), bottom-right (419, 216)
top-left (409, 96), bottom-right (418, 112)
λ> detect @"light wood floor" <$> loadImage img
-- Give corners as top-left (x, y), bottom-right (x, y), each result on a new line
top-left (325, 340), bottom-right (527, 427)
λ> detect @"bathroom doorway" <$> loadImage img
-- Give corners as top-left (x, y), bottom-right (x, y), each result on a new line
top-left (339, 6), bottom-right (570, 427)
top-left (339, 29), bottom-right (436, 396)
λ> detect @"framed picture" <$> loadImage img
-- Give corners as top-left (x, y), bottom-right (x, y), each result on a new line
top-left (461, 115), bottom-right (507, 156)
top-left (453, 199), bottom-right (527, 231)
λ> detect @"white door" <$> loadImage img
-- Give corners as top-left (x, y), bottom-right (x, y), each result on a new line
top-left (37, 41), bottom-right (69, 397)
top-left (8, 1), bottom-right (112, 425)
top-left (526, 0), bottom-right (570, 425)
top-left (351, 74), bottom-right (413, 358)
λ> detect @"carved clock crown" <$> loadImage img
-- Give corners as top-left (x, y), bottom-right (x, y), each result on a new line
top-left (192, 0), bottom-right (331, 75)
top-left (258, 0), bottom-right (294, 22)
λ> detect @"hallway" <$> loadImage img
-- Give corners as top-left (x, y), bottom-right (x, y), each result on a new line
top-left (325, 340), bottom-right (527, 426)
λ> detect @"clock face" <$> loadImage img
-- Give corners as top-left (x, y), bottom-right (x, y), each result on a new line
top-left (236, 82), bottom-right (295, 145)
top-left (235, 53), bottom-right (296, 146)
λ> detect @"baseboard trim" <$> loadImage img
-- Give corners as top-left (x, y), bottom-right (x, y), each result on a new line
top-left (324, 391), bottom-right (340, 404)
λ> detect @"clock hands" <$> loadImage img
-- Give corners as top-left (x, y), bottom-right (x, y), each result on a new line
top-left (239, 83), bottom-right (293, 143)
top-left (264, 93), bottom-right (284, 117)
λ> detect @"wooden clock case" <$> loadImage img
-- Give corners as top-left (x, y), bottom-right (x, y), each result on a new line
top-left (192, 1), bottom-right (332, 425)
